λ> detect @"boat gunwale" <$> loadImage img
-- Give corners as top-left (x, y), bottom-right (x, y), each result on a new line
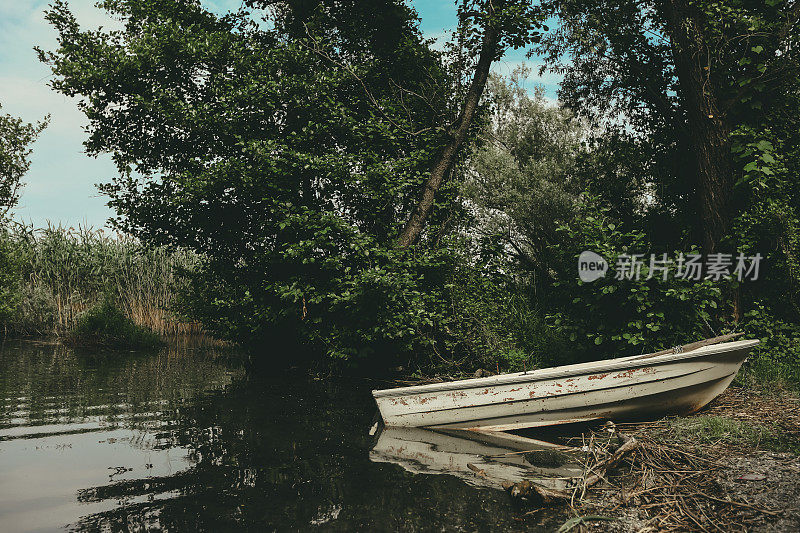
top-left (372, 339), bottom-right (759, 399)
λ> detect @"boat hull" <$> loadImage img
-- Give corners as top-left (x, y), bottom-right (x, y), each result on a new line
top-left (373, 340), bottom-right (758, 430)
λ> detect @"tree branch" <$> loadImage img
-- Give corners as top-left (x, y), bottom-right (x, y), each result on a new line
top-left (397, 23), bottom-right (499, 247)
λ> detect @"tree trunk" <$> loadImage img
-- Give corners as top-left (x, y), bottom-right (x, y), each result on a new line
top-left (396, 25), bottom-right (499, 248)
top-left (664, 0), bottom-right (732, 254)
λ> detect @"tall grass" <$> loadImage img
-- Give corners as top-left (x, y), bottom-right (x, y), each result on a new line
top-left (2, 223), bottom-right (202, 336)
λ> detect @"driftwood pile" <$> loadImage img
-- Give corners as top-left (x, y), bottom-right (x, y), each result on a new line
top-left (502, 429), bottom-right (638, 506)
top-left (502, 423), bottom-right (780, 532)
top-left (612, 432), bottom-right (779, 531)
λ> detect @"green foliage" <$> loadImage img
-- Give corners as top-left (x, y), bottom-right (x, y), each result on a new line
top-left (542, 201), bottom-right (724, 359)
top-left (521, 0), bottom-right (800, 376)
top-left (65, 297), bottom-right (163, 350)
top-left (433, 259), bottom-right (538, 372)
top-left (727, 103), bottom-right (800, 386)
top-left (183, 243), bottom-right (458, 364)
top-left (464, 69), bottom-right (586, 273)
top-left (38, 0), bottom-right (463, 364)
top-left (0, 229), bottom-right (24, 327)
top-left (464, 72), bottom-right (728, 362)
top-left (739, 303), bottom-right (800, 384)
top-left (457, 0), bottom-right (545, 54)
top-left (535, 0), bottom-right (800, 249)
top-left (0, 104), bottom-right (47, 332)
top-left (28, 0), bottom-right (800, 384)
top-left (0, 103), bottom-right (48, 219)
top-left (730, 116), bottom-right (800, 321)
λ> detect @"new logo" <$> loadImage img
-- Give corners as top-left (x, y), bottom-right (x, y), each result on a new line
top-left (578, 251), bottom-right (608, 282)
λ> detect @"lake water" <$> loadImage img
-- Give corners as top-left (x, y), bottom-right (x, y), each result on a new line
top-left (0, 339), bottom-right (567, 532)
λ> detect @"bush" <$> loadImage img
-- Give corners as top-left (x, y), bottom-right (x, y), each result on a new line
top-left (738, 303), bottom-right (800, 384)
top-left (182, 239), bottom-right (459, 370)
top-left (0, 229), bottom-right (23, 329)
top-left (540, 200), bottom-right (726, 361)
top-left (433, 265), bottom-right (530, 372)
top-left (65, 298), bottom-right (163, 350)
top-left (434, 263), bottom-right (573, 373)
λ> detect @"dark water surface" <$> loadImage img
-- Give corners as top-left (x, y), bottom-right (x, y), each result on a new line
top-left (0, 340), bottom-right (563, 532)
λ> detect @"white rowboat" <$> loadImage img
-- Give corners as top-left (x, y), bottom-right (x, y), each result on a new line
top-left (372, 339), bottom-right (758, 431)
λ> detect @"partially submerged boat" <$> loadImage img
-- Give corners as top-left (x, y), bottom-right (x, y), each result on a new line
top-left (372, 336), bottom-right (759, 431)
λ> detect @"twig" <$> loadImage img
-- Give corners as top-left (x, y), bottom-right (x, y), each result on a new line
top-left (689, 492), bottom-right (780, 516)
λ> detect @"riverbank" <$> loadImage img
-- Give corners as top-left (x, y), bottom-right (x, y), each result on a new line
top-left (518, 385), bottom-right (800, 532)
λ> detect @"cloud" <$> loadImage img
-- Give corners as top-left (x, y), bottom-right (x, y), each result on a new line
top-left (0, 1), bottom-right (120, 228)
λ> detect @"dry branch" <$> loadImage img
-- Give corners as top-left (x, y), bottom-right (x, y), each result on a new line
top-left (503, 434), bottom-right (639, 506)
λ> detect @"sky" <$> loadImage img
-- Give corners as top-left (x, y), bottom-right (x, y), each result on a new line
top-left (0, 0), bottom-right (561, 228)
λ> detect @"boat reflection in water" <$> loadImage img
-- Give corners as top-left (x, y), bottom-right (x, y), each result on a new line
top-left (370, 425), bottom-right (585, 491)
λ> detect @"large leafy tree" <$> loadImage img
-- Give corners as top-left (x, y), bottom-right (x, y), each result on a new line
top-left (538, 0), bottom-right (800, 255)
top-left (531, 0), bottom-right (800, 336)
top-left (38, 0), bottom-right (456, 360)
top-left (37, 0), bottom-right (551, 362)
top-left (464, 70), bottom-right (587, 276)
top-left (462, 72), bottom-right (722, 359)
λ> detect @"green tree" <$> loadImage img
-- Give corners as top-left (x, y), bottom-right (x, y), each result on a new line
top-left (537, 0), bottom-right (799, 255)
top-left (462, 73), bottom-right (722, 360)
top-left (37, 0), bottom-right (554, 365)
top-left (464, 69), bottom-right (586, 276)
top-left (0, 103), bottom-right (48, 220)
top-left (524, 0), bottom-right (800, 369)
top-left (0, 104), bottom-right (47, 328)
top-left (37, 0), bottom-right (459, 362)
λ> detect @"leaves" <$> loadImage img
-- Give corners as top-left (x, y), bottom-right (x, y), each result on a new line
top-left (38, 0), bottom-right (460, 359)
top-left (0, 104), bottom-right (49, 220)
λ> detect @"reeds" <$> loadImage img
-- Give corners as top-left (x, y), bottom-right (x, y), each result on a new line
top-left (4, 222), bottom-right (202, 336)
